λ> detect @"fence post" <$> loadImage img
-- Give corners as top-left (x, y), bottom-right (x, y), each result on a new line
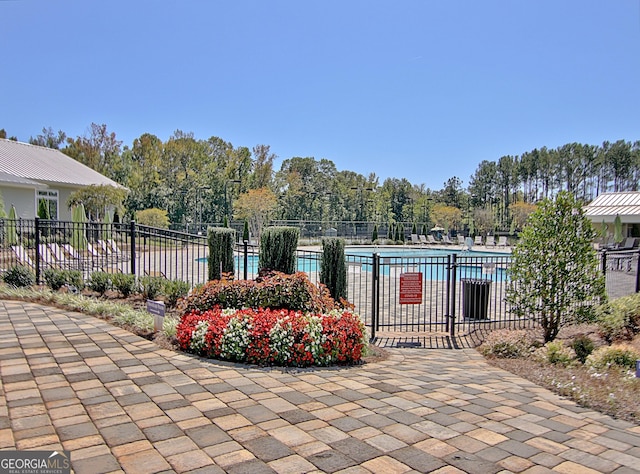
top-left (636, 249), bottom-right (640, 293)
top-left (34, 217), bottom-right (41, 284)
top-left (445, 254), bottom-right (451, 333)
top-left (450, 253), bottom-right (457, 338)
top-left (370, 253), bottom-right (380, 342)
top-left (601, 250), bottom-right (607, 275)
top-left (243, 240), bottom-right (248, 280)
top-left (130, 220), bottom-right (136, 276)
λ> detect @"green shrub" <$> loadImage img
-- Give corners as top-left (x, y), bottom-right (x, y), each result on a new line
top-left (67, 270), bottom-right (84, 290)
top-left (208, 227), bottom-right (235, 280)
top-left (571, 335), bottom-right (595, 364)
top-left (139, 276), bottom-right (164, 300)
top-left (506, 192), bottom-right (605, 343)
top-left (111, 273), bottom-right (137, 298)
top-left (259, 226), bottom-right (299, 274)
top-left (479, 329), bottom-right (537, 359)
top-left (87, 272), bottom-right (112, 296)
top-left (586, 344), bottom-right (640, 371)
top-left (3, 265), bottom-right (35, 288)
top-left (320, 238), bottom-right (347, 303)
top-left (596, 293), bottom-right (640, 342)
top-left (534, 340), bottom-right (576, 367)
top-left (164, 279), bottom-right (190, 307)
top-left (243, 220), bottom-right (249, 242)
top-left (135, 208), bottom-right (169, 228)
top-left (43, 268), bottom-right (67, 291)
top-left (179, 271), bottom-right (337, 315)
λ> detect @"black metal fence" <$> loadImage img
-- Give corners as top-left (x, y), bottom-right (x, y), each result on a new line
top-left (1, 218), bottom-right (638, 340)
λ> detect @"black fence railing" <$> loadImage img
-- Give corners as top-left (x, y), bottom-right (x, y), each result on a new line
top-left (1, 218), bottom-right (638, 340)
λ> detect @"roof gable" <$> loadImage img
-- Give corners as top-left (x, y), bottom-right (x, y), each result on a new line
top-left (0, 139), bottom-right (125, 188)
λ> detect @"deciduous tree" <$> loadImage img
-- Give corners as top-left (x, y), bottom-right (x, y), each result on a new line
top-left (506, 192), bottom-right (605, 342)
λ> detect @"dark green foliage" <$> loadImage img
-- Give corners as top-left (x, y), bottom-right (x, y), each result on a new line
top-left (43, 268), bottom-right (68, 291)
top-left (164, 279), bottom-right (190, 307)
top-left (394, 225), bottom-right (400, 242)
top-left (422, 224), bottom-right (428, 236)
top-left (180, 271), bottom-right (337, 314)
top-left (372, 224), bottom-right (378, 242)
top-left (44, 269), bottom-right (84, 291)
top-left (223, 215), bottom-right (229, 228)
top-left (259, 226), bottom-right (299, 274)
top-left (66, 270), bottom-right (84, 290)
top-left (139, 276), bottom-right (164, 300)
top-left (87, 271), bottom-right (112, 296)
top-left (208, 227), bottom-right (236, 281)
top-left (412, 222), bottom-right (417, 234)
top-left (387, 223), bottom-right (393, 240)
top-left (571, 335), bottom-right (595, 364)
top-left (111, 273), bottom-right (137, 297)
top-left (3, 265), bottom-right (35, 287)
top-left (243, 220), bottom-right (249, 242)
top-left (320, 238), bottom-right (347, 302)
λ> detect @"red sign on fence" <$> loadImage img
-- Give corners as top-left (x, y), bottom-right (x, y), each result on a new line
top-left (399, 272), bottom-right (423, 304)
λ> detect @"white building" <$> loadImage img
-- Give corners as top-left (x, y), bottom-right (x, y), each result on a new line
top-left (584, 192), bottom-right (640, 240)
top-left (0, 139), bottom-right (124, 220)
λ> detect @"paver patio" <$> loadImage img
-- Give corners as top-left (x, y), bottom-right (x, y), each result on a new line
top-left (1, 300), bottom-right (639, 473)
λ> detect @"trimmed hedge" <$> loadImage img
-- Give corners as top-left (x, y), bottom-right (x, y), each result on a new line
top-left (179, 271), bottom-right (337, 315)
top-left (208, 227), bottom-right (236, 280)
top-left (320, 238), bottom-right (347, 303)
top-left (259, 226), bottom-right (299, 274)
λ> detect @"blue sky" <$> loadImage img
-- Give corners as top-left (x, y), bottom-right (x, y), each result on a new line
top-left (1, 1), bottom-right (639, 190)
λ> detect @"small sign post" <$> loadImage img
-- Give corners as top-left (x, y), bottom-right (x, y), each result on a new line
top-left (399, 272), bottom-right (423, 305)
top-left (147, 300), bottom-right (166, 332)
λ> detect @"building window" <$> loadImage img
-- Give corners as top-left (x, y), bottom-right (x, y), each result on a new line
top-left (36, 190), bottom-right (59, 220)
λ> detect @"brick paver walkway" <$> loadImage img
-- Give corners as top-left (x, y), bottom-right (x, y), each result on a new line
top-left (1, 300), bottom-right (640, 473)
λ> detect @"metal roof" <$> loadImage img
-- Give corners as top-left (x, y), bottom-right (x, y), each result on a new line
top-left (0, 171), bottom-right (47, 188)
top-left (584, 192), bottom-right (640, 220)
top-left (0, 139), bottom-right (125, 188)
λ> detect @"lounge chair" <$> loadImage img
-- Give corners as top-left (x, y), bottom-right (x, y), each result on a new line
top-left (410, 234), bottom-right (420, 245)
top-left (485, 235), bottom-right (496, 247)
top-left (474, 236), bottom-right (483, 246)
top-left (442, 235), bottom-right (455, 245)
top-left (457, 235), bottom-right (466, 246)
top-left (38, 244), bottom-right (59, 267)
top-left (419, 235), bottom-right (429, 245)
top-left (497, 236), bottom-right (508, 247)
top-left (86, 242), bottom-right (103, 258)
top-left (617, 237), bottom-right (637, 250)
top-left (98, 239), bottom-right (130, 261)
top-left (48, 243), bottom-right (69, 262)
top-left (427, 235), bottom-right (438, 244)
top-left (11, 245), bottom-right (34, 268)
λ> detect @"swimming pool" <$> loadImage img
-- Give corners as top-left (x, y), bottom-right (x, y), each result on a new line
top-left (199, 249), bottom-right (509, 282)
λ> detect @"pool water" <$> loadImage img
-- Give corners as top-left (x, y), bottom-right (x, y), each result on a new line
top-left (199, 252), bottom-right (508, 281)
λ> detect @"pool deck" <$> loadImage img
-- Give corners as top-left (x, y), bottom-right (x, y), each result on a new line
top-left (2, 299), bottom-right (640, 473)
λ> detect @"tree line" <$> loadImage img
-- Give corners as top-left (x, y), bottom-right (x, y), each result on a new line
top-left (1, 126), bottom-right (638, 235)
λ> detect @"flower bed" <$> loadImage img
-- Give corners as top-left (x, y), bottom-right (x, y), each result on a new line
top-left (176, 307), bottom-right (367, 366)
